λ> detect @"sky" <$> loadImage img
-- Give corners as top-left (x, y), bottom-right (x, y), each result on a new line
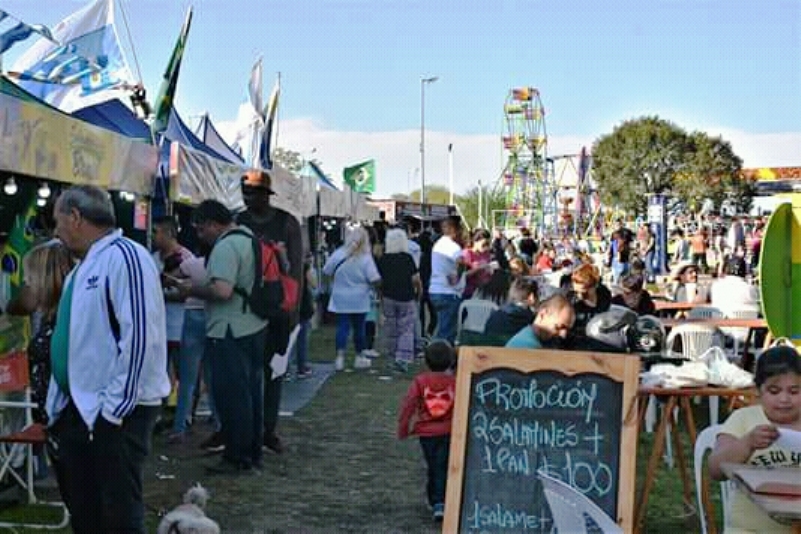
top-left (2, 0), bottom-right (800, 198)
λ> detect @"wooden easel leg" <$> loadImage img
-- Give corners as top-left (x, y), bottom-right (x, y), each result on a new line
top-left (635, 396), bottom-right (677, 533)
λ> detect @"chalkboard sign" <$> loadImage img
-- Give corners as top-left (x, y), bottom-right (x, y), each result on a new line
top-left (444, 348), bottom-right (640, 533)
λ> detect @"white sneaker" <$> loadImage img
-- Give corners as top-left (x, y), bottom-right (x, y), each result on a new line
top-left (353, 355), bottom-right (372, 370)
top-left (363, 349), bottom-right (380, 358)
top-left (334, 354), bottom-right (345, 371)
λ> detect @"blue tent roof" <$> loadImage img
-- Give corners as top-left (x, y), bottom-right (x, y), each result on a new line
top-left (72, 99), bottom-right (152, 142)
top-left (306, 161), bottom-right (339, 190)
top-left (198, 114), bottom-right (244, 164)
top-left (164, 109), bottom-right (233, 163)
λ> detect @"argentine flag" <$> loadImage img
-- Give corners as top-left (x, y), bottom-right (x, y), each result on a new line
top-left (8, 0), bottom-right (135, 112)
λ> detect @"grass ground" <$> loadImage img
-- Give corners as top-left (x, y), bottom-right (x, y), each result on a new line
top-left (0, 324), bottom-right (722, 533)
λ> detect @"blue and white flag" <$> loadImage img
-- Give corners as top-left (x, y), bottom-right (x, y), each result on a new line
top-left (8, 0), bottom-right (134, 112)
top-left (0, 10), bottom-right (53, 55)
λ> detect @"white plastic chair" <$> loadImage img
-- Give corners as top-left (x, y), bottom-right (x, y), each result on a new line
top-left (721, 307), bottom-right (760, 362)
top-left (456, 299), bottom-right (498, 338)
top-left (665, 324), bottom-right (725, 424)
top-left (537, 471), bottom-right (623, 534)
top-left (687, 306), bottom-right (724, 320)
top-left (694, 424), bottom-right (734, 534)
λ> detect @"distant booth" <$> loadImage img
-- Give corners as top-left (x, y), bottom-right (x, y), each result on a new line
top-left (367, 199), bottom-right (458, 242)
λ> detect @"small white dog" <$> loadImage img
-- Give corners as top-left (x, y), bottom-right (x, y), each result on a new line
top-left (157, 484), bottom-right (220, 534)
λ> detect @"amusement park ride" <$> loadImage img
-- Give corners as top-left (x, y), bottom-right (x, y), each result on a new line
top-left (493, 87), bottom-right (602, 237)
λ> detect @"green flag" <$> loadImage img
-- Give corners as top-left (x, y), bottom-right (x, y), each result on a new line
top-left (343, 160), bottom-right (376, 193)
top-left (150, 7), bottom-right (193, 135)
top-left (0, 194), bottom-right (37, 299)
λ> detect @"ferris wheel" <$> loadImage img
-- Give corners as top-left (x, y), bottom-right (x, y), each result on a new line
top-left (495, 87), bottom-right (554, 232)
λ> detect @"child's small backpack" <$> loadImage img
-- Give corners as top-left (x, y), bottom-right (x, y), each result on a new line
top-left (223, 229), bottom-right (299, 319)
top-left (423, 386), bottom-right (455, 419)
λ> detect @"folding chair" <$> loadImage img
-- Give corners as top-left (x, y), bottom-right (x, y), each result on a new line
top-left (0, 350), bottom-right (69, 530)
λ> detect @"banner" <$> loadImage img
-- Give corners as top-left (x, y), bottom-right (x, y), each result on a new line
top-left (8, 0), bottom-right (135, 112)
top-left (0, 93), bottom-right (157, 194)
top-left (0, 195), bottom-right (36, 299)
top-left (343, 159), bottom-right (375, 194)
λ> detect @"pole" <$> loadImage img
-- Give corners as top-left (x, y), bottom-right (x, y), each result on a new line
top-left (420, 76), bottom-right (438, 205)
top-left (448, 143), bottom-right (454, 205)
top-left (478, 179), bottom-right (483, 229)
top-left (420, 81), bottom-right (426, 205)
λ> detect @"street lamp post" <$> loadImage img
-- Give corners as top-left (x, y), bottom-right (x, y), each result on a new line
top-left (420, 76), bottom-right (438, 205)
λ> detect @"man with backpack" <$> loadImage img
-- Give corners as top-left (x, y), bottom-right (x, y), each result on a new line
top-left (237, 170), bottom-right (304, 455)
top-left (177, 200), bottom-right (268, 474)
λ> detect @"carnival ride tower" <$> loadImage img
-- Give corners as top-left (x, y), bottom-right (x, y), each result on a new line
top-left (496, 87), bottom-right (554, 232)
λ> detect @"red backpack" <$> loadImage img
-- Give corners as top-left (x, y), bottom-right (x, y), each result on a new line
top-left (223, 229), bottom-right (299, 319)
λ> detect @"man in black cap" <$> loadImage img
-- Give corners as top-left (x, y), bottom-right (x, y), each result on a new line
top-left (237, 169), bottom-right (304, 454)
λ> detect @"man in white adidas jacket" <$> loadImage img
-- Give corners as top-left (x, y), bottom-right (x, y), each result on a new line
top-left (47, 185), bottom-right (170, 534)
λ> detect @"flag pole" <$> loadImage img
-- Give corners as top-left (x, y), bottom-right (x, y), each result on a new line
top-left (274, 71), bottom-right (281, 151)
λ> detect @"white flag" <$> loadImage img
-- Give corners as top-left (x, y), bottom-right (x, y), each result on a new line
top-left (8, 0), bottom-right (135, 112)
top-left (248, 57), bottom-right (264, 121)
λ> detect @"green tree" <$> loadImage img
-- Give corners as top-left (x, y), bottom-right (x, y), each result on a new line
top-left (592, 116), bottom-right (747, 216)
top-left (404, 185), bottom-right (452, 204)
top-left (456, 185), bottom-right (508, 229)
top-left (271, 147), bottom-right (303, 172)
top-left (679, 132), bottom-right (752, 214)
top-left (592, 116), bottom-right (689, 214)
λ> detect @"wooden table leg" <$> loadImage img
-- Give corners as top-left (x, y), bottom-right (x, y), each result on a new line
top-left (635, 396), bottom-right (677, 533)
top-left (670, 409), bottom-right (693, 509)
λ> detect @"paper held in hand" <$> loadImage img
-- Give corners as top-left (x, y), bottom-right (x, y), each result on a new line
top-left (723, 463), bottom-right (801, 497)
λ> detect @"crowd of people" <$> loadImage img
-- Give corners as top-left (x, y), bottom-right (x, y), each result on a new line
top-left (0, 181), bottom-right (796, 531)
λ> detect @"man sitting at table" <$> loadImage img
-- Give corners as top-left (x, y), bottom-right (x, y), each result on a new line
top-left (709, 256), bottom-right (760, 312)
top-left (505, 295), bottom-right (575, 349)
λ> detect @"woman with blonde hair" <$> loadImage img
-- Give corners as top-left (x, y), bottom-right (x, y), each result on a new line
top-left (377, 228), bottom-right (421, 372)
top-left (23, 240), bottom-right (74, 424)
top-left (323, 226), bottom-right (382, 371)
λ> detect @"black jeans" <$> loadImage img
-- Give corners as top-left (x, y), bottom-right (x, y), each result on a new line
top-left (419, 435), bottom-right (450, 507)
top-left (207, 327), bottom-right (266, 467)
top-left (48, 401), bottom-right (159, 534)
top-left (263, 374), bottom-right (282, 438)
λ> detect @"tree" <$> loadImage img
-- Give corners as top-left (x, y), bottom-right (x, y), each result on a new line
top-left (592, 116), bottom-right (748, 216)
top-left (592, 116), bottom-right (690, 214)
top-left (403, 185), bottom-right (452, 205)
top-left (456, 185), bottom-right (508, 229)
top-left (679, 132), bottom-right (753, 214)
top-left (271, 147), bottom-right (303, 172)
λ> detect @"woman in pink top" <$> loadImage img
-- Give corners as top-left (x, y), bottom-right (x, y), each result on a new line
top-left (462, 229), bottom-right (493, 299)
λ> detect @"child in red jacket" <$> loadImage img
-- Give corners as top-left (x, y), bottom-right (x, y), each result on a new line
top-left (397, 340), bottom-right (456, 522)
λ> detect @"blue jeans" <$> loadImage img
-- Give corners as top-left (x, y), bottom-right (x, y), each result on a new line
top-left (206, 326), bottom-right (266, 467)
top-left (292, 319), bottom-right (311, 372)
top-left (420, 435), bottom-right (450, 507)
top-left (335, 313), bottom-right (366, 353)
top-left (173, 309), bottom-right (205, 433)
top-left (430, 294), bottom-right (461, 345)
top-left (203, 350), bottom-right (220, 432)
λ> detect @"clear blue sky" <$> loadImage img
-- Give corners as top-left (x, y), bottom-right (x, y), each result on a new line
top-left (2, 0), bottom-right (799, 195)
